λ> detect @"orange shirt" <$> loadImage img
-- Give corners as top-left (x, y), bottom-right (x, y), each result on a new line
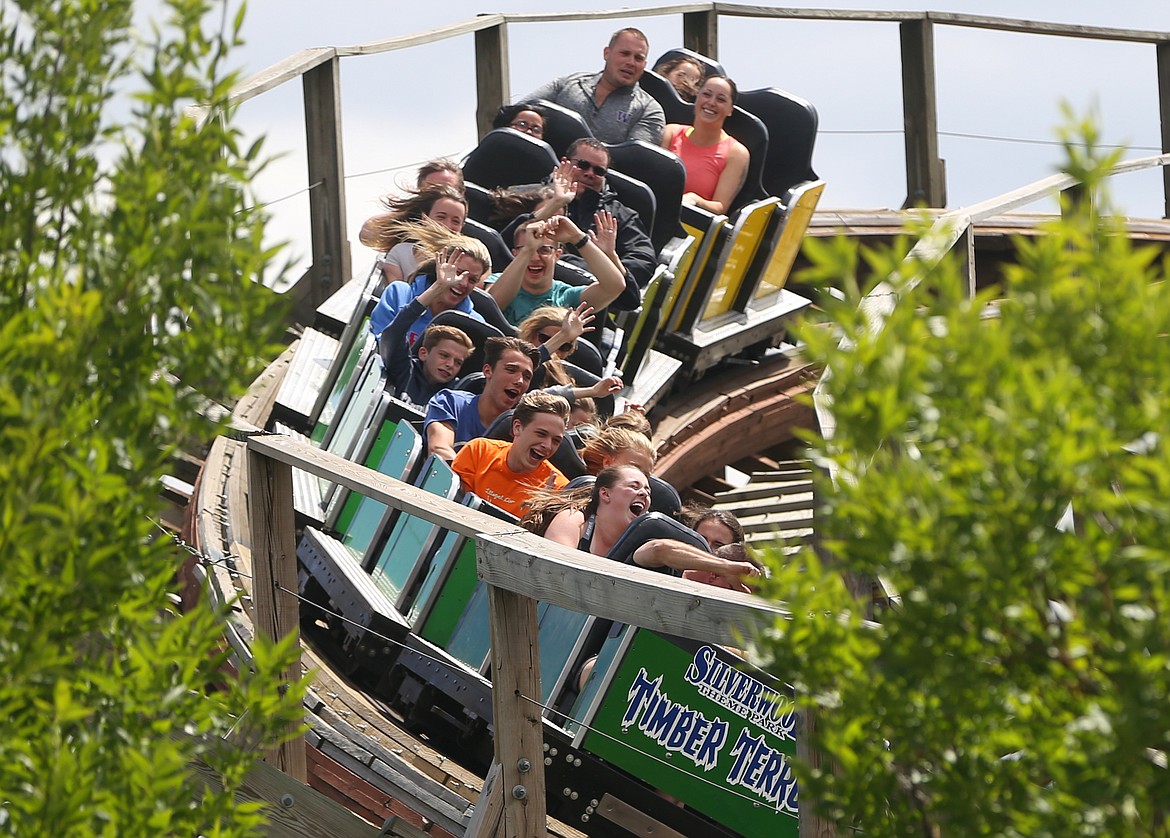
top-left (452, 438), bottom-right (568, 518)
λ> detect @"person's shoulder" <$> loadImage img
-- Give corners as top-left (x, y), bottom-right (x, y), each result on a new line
top-left (661, 123), bottom-right (684, 143)
top-left (426, 387), bottom-right (471, 413)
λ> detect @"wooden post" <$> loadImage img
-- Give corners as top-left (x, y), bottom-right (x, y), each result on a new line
top-left (246, 443), bottom-right (308, 783)
top-left (1156, 41), bottom-right (1170, 219)
top-left (796, 709), bottom-right (836, 838)
top-left (958, 224), bottom-right (976, 297)
top-left (476, 22), bottom-right (510, 141)
top-left (683, 8), bottom-right (718, 59)
top-left (302, 54), bottom-right (351, 315)
top-left (482, 581), bottom-right (547, 837)
top-left (900, 18), bottom-right (945, 208)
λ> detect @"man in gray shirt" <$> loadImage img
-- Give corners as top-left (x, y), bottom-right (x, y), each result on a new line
top-left (523, 28), bottom-right (665, 145)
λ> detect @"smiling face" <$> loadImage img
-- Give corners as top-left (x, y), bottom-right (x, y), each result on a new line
top-left (435, 252), bottom-right (486, 311)
top-left (512, 225), bottom-right (559, 291)
top-left (417, 338), bottom-right (469, 385)
top-left (425, 197), bottom-right (466, 234)
top-left (694, 76), bottom-right (734, 126)
top-left (507, 412), bottom-right (566, 474)
top-left (602, 32), bottom-right (648, 90)
top-left (599, 466), bottom-right (652, 528)
top-left (482, 349), bottom-right (534, 413)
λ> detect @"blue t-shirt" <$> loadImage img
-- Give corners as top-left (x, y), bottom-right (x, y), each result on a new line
top-left (423, 390), bottom-right (487, 447)
top-left (369, 274), bottom-right (483, 343)
top-left (502, 281), bottom-right (587, 326)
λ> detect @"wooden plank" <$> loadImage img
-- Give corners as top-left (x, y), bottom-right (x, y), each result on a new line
top-left (225, 48), bottom-right (335, 108)
top-left (246, 446), bottom-right (308, 782)
top-left (466, 763), bottom-right (504, 838)
top-left (476, 22), bottom-right (510, 141)
top-left (248, 433), bottom-right (525, 540)
top-left (336, 15), bottom-right (505, 57)
top-left (476, 530), bottom-right (787, 648)
top-left (485, 584), bottom-right (546, 837)
top-left (596, 793), bottom-right (686, 838)
top-left (189, 751), bottom-right (378, 836)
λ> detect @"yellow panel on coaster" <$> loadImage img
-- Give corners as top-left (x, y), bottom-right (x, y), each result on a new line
top-left (701, 198), bottom-right (780, 322)
top-left (755, 180), bottom-right (825, 300)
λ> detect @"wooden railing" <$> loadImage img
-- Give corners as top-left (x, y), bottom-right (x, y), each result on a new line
top-left (215, 4), bottom-right (1170, 316)
top-left (243, 431), bottom-right (801, 837)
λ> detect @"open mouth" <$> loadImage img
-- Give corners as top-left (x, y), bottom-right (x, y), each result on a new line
top-left (503, 387), bottom-right (522, 403)
top-left (629, 501), bottom-right (646, 516)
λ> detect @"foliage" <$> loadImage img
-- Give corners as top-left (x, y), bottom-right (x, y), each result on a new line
top-left (0, 0), bottom-right (303, 835)
top-left (753, 120), bottom-right (1170, 836)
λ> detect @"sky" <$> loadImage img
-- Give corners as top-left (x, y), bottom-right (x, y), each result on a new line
top-left (141, 1), bottom-right (1170, 283)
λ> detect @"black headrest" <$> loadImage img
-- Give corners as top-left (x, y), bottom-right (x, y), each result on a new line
top-left (468, 288), bottom-right (518, 337)
top-left (463, 218), bottom-right (513, 275)
top-left (565, 342), bottom-right (604, 378)
top-left (425, 310), bottom-right (503, 373)
top-left (462, 129), bottom-right (558, 190)
top-left (605, 141), bottom-right (686, 252)
top-left (532, 99), bottom-right (594, 159)
top-left (638, 70), bottom-right (694, 124)
top-left (736, 87), bottom-right (820, 200)
top-left (648, 475), bottom-right (682, 518)
top-left (464, 181), bottom-right (496, 227)
top-left (606, 511), bottom-right (709, 566)
top-left (454, 371), bottom-right (486, 393)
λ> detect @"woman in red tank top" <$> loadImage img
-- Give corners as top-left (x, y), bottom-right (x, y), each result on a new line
top-left (661, 75), bottom-right (750, 215)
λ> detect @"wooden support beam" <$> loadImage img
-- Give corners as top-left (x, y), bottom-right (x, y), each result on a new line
top-left (246, 443), bottom-right (308, 783)
top-left (303, 55), bottom-right (352, 315)
top-left (957, 224), bottom-right (976, 297)
top-left (190, 749), bottom-right (377, 836)
top-left (1157, 41), bottom-right (1170, 219)
top-left (682, 8), bottom-right (718, 58)
top-left (476, 22), bottom-right (510, 141)
top-left (900, 18), bottom-right (945, 208)
top-left (486, 583), bottom-right (546, 837)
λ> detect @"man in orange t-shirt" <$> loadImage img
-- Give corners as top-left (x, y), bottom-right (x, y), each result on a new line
top-left (452, 391), bottom-right (570, 518)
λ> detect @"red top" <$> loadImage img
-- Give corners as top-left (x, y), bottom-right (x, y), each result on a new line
top-left (667, 128), bottom-right (735, 201)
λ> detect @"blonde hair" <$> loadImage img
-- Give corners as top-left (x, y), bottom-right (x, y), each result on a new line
top-left (380, 217), bottom-right (491, 276)
top-left (366, 184), bottom-right (467, 251)
top-left (581, 427), bottom-right (656, 474)
top-left (518, 306), bottom-right (575, 387)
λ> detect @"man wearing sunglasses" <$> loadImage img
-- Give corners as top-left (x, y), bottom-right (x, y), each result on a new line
top-left (543, 138), bottom-right (657, 301)
top-left (522, 28), bottom-right (664, 145)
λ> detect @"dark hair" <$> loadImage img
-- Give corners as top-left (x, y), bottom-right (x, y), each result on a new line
top-left (493, 102), bottom-right (549, 132)
top-left (484, 335), bottom-right (540, 371)
top-left (701, 74), bottom-right (738, 106)
top-left (682, 504), bottom-right (745, 545)
top-left (416, 158), bottom-right (464, 191)
top-left (490, 186), bottom-right (554, 224)
top-left (565, 137), bottom-right (611, 167)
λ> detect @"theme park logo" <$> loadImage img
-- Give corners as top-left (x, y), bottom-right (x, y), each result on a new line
top-left (621, 665), bottom-right (799, 814)
top-left (684, 645), bottom-right (797, 741)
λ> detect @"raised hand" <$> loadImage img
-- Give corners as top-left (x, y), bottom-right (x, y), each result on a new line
top-left (589, 210), bottom-right (619, 258)
top-left (561, 302), bottom-right (596, 342)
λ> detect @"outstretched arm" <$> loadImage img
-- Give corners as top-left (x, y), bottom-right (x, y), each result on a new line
top-left (631, 539), bottom-right (762, 592)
